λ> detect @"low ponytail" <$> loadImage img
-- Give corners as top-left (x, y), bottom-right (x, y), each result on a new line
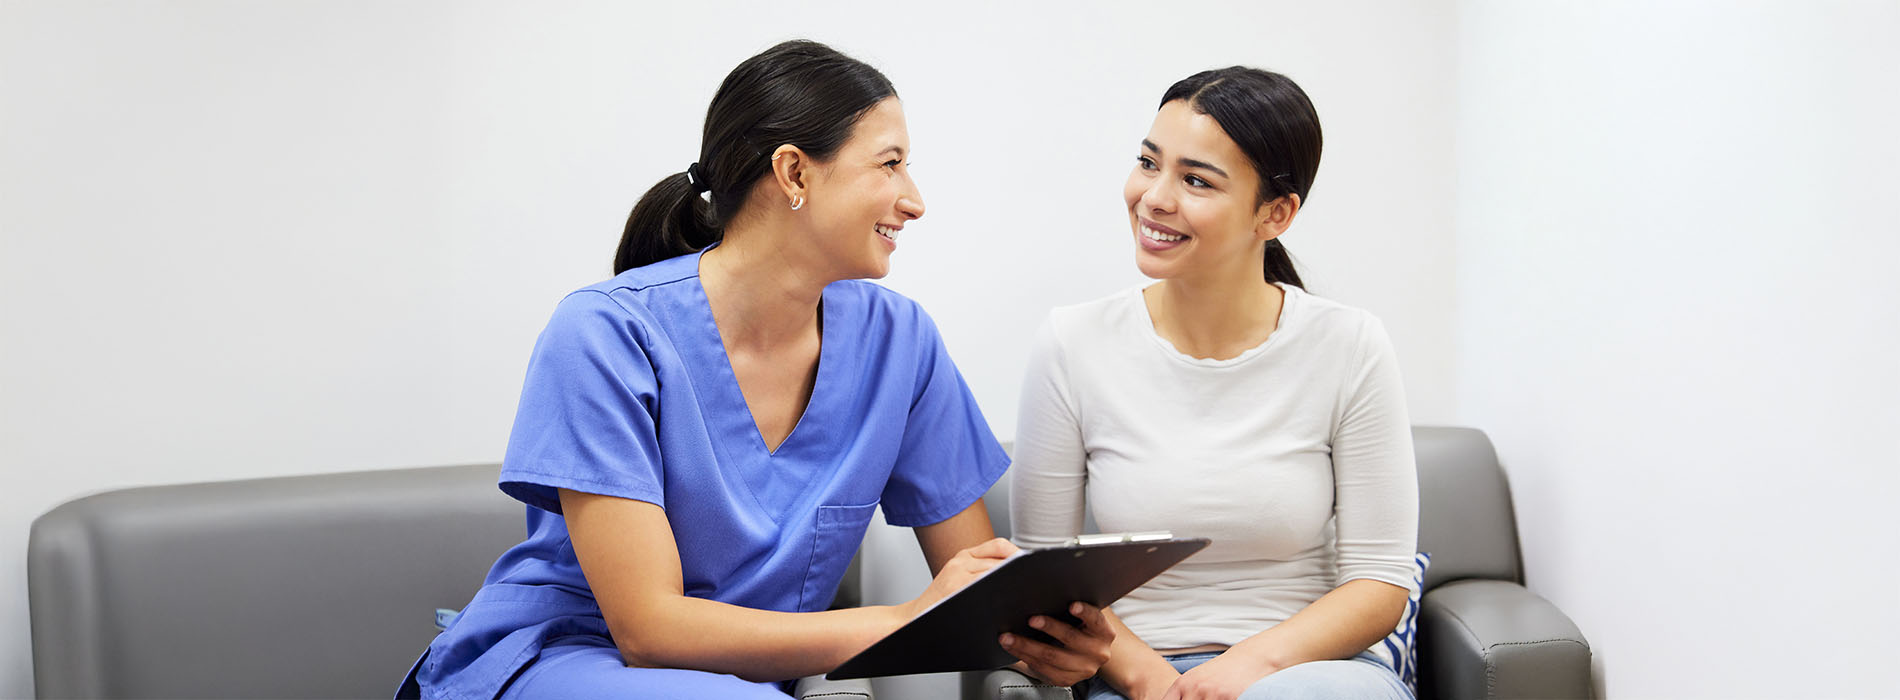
top-left (610, 40), bottom-right (896, 275)
top-left (1262, 239), bottom-right (1304, 288)
top-left (615, 172), bottom-right (717, 274)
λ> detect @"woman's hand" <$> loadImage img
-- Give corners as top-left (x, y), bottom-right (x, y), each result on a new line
top-left (1161, 649), bottom-right (1276, 700)
top-left (898, 535), bottom-right (1115, 686)
top-left (1001, 601), bottom-right (1115, 688)
top-left (899, 537), bottom-right (1018, 619)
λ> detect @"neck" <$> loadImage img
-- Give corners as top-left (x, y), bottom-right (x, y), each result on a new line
top-left (699, 220), bottom-right (831, 350)
top-left (1146, 265), bottom-right (1285, 360)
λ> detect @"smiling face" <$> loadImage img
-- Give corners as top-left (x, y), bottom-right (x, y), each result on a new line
top-left (796, 97), bottom-right (925, 280)
top-left (1124, 100), bottom-right (1283, 283)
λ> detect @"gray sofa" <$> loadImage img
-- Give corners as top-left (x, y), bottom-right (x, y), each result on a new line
top-left (28, 426), bottom-right (1589, 700)
top-left (968, 426), bottom-right (1594, 700)
top-left (27, 464), bottom-right (869, 699)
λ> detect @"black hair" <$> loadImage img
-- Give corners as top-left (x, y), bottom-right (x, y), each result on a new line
top-left (614, 40), bottom-right (897, 274)
top-left (1159, 67), bottom-right (1321, 288)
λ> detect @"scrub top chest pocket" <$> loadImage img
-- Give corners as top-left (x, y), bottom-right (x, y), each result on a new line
top-left (799, 503), bottom-right (879, 612)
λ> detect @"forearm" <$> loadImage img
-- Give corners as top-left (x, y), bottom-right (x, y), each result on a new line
top-left (1093, 608), bottom-right (1178, 700)
top-left (613, 596), bottom-right (905, 682)
top-left (630, 502), bottom-right (997, 683)
top-left (561, 489), bottom-right (905, 683)
top-left (1228, 579), bottom-right (1407, 673)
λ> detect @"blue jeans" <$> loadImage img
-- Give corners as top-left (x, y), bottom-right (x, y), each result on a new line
top-left (1078, 650), bottom-right (1411, 700)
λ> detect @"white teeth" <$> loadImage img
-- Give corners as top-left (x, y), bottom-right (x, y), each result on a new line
top-left (1141, 225), bottom-right (1184, 242)
top-left (876, 225), bottom-right (900, 242)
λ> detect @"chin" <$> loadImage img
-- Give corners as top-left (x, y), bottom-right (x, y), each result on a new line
top-left (1134, 255), bottom-right (1171, 280)
top-left (1132, 240), bottom-right (1178, 280)
top-left (858, 254), bottom-right (892, 280)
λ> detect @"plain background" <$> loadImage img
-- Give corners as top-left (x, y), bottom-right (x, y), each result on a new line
top-left (1, 1), bottom-right (1893, 698)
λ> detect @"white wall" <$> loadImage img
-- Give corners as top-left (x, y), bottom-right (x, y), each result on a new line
top-left (1455, 2), bottom-right (1900, 698)
top-left (0, 2), bottom-right (1457, 698)
top-left (19, 3), bottom-right (1892, 700)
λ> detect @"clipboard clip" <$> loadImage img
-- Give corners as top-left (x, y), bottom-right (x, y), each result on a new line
top-left (1064, 531), bottom-right (1175, 547)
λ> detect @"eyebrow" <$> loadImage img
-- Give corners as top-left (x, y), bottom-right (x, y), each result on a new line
top-left (1142, 139), bottom-right (1229, 179)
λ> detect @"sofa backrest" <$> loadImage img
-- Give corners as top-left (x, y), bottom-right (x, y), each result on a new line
top-left (29, 464), bottom-right (521, 699)
top-left (1412, 426), bottom-right (1522, 590)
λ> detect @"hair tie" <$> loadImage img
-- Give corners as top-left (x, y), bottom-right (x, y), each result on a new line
top-left (685, 162), bottom-right (711, 194)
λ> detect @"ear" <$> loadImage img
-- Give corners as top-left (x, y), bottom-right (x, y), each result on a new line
top-left (1254, 193), bottom-right (1301, 242)
top-left (770, 145), bottom-right (810, 205)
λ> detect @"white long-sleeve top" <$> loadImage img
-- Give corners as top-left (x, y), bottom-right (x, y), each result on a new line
top-left (1010, 284), bottom-right (1418, 664)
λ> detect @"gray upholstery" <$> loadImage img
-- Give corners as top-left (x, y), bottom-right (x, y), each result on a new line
top-left (29, 464), bottom-right (519, 699)
top-left (971, 667), bottom-right (1073, 700)
top-left (1416, 426), bottom-right (1522, 590)
top-left (1419, 580), bottom-right (1591, 700)
top-left (29, 463), bottom-right (870, 699)
top-left (1411, 427), bottom-right (1592, 700)
top-left (965, 426), bottom-right (1593, 700)
top-left (792, 675), bottom-right (873, 700)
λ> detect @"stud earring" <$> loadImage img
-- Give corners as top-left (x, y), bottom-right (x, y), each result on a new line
top-left (790, 195), bottom-right (804, 211)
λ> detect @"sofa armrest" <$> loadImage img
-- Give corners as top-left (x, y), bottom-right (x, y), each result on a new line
top-left (793, 674), bottom-right (872, 699)
top-left (959, 668), bottom-right (1073, 700)
top-left (1419, 579), bottom-right (1592, 700)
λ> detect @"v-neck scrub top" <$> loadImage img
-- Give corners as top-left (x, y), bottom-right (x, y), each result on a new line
top-left (414, 250), bottom-right (1010, 700)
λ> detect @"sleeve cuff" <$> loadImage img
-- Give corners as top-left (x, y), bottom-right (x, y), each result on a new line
top-left (498, 466), bottom-right (665, 515)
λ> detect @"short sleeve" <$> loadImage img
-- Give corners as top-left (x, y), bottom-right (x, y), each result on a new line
top-left (1331, 315), bottom-right (1420, 588)
top-left (878, 309), bottom-right (1010, 527)
top-left (498, 290), bottom-right (665, 514)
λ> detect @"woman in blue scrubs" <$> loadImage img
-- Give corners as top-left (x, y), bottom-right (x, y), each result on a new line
top-left (401, 41), bottom-right (1113, 699)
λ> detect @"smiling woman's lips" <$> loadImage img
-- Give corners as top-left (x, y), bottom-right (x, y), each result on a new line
top-left (1137, 224), bottom-right (1188, 252)
top-left (1139, 221), bottom-right (1188, 244)
top-left (1140, 218), bottom-right (1188, 238)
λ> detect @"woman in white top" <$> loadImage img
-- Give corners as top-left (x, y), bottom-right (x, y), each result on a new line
top-left (1010, 67), bottom-right (1418, 700)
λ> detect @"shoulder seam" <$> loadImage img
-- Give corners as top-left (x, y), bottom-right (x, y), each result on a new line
top-left (1038, 308), bottom-right (1088, 430)
top-left (1330, 313), bottom-right (1379, 443)
top-left (565, 287), bottom-right (647, 318)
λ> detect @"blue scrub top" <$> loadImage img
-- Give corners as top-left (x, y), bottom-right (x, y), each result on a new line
top-left (416, 249), bottom-right (1010, 700)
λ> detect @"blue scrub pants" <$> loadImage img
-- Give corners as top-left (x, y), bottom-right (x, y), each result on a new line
top-left (498, 638), bottom-right (794, 700)
top-left (1078, 651), bottom-right (1410, 700)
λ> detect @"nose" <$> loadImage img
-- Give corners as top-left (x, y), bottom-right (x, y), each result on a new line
top-left (1138, 177), bottom-right (1175, 215)
top-left (898, 177), bottom-right (925, 221)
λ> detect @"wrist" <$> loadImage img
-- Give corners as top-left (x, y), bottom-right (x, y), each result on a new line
top-left (885, 601), bottom-right (917, 630)
top-left (847, 604), bottom-right (904, 656)
top-left (1119, 660), bottom-right (1180, 700)
top-left (1128, 675), bottom-right (1177, 700)
top-left (1225, 639), bottom-right (1286, 676)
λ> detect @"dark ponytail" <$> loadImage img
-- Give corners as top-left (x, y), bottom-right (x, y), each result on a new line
top-left (615, 172), bottom-right (716, 275)
top-left (1160, 68), bottom-right (1322, 288)
top-left (615, 40), bottom-right (896, 274)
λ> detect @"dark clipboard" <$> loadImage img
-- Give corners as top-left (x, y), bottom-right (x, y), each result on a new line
top-left (826, 535), bottom-right (1210, 680)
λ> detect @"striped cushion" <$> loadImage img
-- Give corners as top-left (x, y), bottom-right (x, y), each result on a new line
top-left (1378, 552), bottom-right (1431, 693)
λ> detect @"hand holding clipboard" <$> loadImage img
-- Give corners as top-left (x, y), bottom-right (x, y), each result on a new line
top-left (828, 533), bottom-right (1210, 680)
